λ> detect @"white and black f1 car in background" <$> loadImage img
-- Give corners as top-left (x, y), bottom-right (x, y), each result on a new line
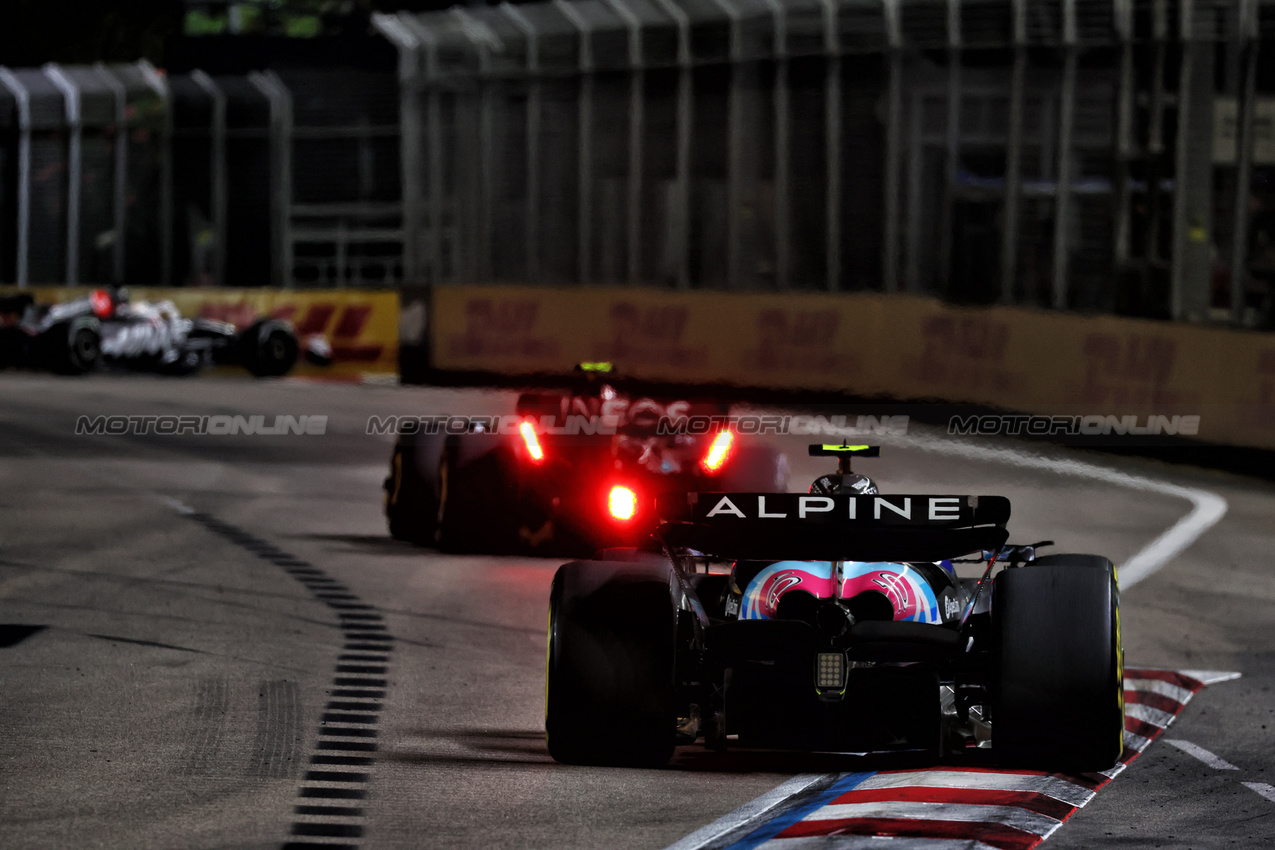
top-left (384, 364), bottom-right (790, 555)
top-left (0, 292), bottom-right (103, 374)
top-left (0, 289), bottom-right (330, 377)
top-left (545, 444), bottom-right (1124, 770)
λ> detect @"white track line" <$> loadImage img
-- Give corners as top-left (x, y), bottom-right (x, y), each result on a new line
top-left (803, 801), bottom-right (1061, 836)
top-left (1165, 740), bottom-right (1240, 770)
top-left (897, 434), bottom-right (1229, 588)
top-left (1179, 670), bottom-right (1243, 686)
top-left (157, 495), bottom-right (196, 515)
top-left (663, 774), bottom-right (830, 850)
top-left (755, 840), bottom-right (1001, 850)
top-left (1242, 783), bottom-right (1275, 803)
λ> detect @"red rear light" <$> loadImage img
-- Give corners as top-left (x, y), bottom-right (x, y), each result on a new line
top-left (701, 429), bottom-right (734, 473)
top-left (608, 485), bottom-right (637, 520)
top-left (90, 289), bottom-right (113, 319)
top-left (519, 420), bottom-right (544, 462)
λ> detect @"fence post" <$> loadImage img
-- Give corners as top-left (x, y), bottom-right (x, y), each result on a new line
top-left (821, 0), bottom-right (840, 291)
top-left (761, 0), bottom-right (789, 290)
top-left (501, 2), bottom-right (542, 283)
top-left (883, 0), bottom-right (902, 293)
top-left (1001, 0), bottom-right (1027, 302)
top-left (603, 0), bottom-right (645, 286)
top-left (249, 71), bottom-right (294, 288)
top-left (94, 64), bottom-right (128, 284)
top-left (1112, 0), bottom-right (1134, 279)
top-left (711, 0), bottom-right (744, 290)
top-left (191, 70), bottom-right (227, 287)
top-left (1231, 0), bottom-right (1259, 325)
top-left (555, 0), bottom-right (595, 285)
top-left (652, 0), bottom-right (691, 289)
top-left (373, 13), bottom-right (424, 287)
top-left (0, 68), bottom-right (31, 287)
top-left (400, 15), bottom-right (444, 285)
top-left (1051, 0), bottom-right (1078, 310)
top-left (1169, 0), bottom-right (1215, 320)
top-left (45, 65), bottom-right (82, 285)
top-left (939, 0), bottom-right (961, 296)
top-left (138, 61), bottom-right (172, 287)
top-left (453, 8), bottom-right (499, 285)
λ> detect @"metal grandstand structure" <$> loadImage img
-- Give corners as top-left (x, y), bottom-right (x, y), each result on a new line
top-left (2, 0), bottom-right (1275, 324)
top-left (372, 0), bottom-right (1273, 322)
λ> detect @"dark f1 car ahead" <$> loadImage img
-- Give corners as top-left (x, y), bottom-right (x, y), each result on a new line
top-left (0, 289), bottom-right (326, 377)
top-left (384, 364), bottom-right (789, 554)
top-left (546, 444), bottom-right (1124, 770)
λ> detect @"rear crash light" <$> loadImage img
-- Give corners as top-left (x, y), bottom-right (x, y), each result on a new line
top-left (608, 485), bottom-right (637, 521)
top-left (815, 651), bottom-right (847, 690)
top-left (700, 429), bottom-right (734, 473)
top-left (519, 420), bottom-right (544, 462)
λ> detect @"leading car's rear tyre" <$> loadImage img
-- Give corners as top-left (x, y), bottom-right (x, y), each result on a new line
top-left (385, 442), bottom-right (438, 545)
top-left (434, 449), bottom-right (520, 553)
top-left (546, 561), bottom-right (677, 767)
top-left (992, 556), bottom-right (1124, 771)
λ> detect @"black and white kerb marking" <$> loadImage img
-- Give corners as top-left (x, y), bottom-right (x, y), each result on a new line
top-left (181, 510), bottom-right (392, 850)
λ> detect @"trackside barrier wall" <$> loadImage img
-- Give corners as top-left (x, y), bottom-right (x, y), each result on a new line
top-left (1, 286), bottom-right (399, 378)
top-left (430, 284), bottom-right (1275, 451)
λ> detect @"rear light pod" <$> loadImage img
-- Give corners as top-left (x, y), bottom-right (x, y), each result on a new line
top-left (815, 651), bottom-right (848, 695)
top-left (607, 485), bottom-right (638, 521)
top-left (519, 420), bottom-right (544, 462)
top-left (700, 429), bottom-right (735, 473)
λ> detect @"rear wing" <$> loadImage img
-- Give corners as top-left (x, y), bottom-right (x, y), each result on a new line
top-left (655, 492), bottom-right (1010, 563)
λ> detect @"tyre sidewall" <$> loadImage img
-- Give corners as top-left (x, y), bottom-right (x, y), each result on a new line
top-left (992, 558), bottom-right (1123, 770)
top-left (546, 560), bottom-right (678, 766)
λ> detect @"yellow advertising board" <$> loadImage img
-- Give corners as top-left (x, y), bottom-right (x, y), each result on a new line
top-left (431, 284), bottom-right (1275, 451)
top-left (3, 286), bottom-right (399, 378)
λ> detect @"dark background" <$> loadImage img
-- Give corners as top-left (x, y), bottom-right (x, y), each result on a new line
top-left (0, 0), bottom-right (467, 68)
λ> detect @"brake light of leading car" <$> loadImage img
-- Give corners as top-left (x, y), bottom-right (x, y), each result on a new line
top-left (519, 420), bottom-right (544, 462)
top-left (700, 429), bottom-right (735, 473)
top-left (607, 485), bottom-right (638, 521)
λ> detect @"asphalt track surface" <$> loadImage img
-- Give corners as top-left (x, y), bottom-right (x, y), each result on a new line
top-left (1, 373), bottom-right (1273, 849)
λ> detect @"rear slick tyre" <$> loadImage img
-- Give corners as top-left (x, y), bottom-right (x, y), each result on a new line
top-left (385, 444), bottom-right (436, 545)
top-left (992, 556), bottom-right (1124, 772)
top-left (546, 561), bottom-right (677, 767)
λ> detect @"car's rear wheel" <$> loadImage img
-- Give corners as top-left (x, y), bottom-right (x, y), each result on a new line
top-left (992, 555), bottom-right (1124, 771)
top-left (385, 442), bottom-right (437, 545)
top-left (546, 561), bottom-right (677, 767)
top-left (433, 453), bottom-right (475, 552)
top-left (434, 450), bottom-right (520, 553)
top-left (47, 320), bottom-right (101, 375)
top-left (243, 321), bottom-right (299, 377)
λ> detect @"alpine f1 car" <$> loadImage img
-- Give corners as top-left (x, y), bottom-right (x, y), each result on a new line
top-left (0, 288), bottom-right (328, 377)
top-left (384, 364), bottom-right (790, 554)
top-left (546, 444), bottom-right (1124, 770)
